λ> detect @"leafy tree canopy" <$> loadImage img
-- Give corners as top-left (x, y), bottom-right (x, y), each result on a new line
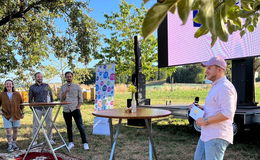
top-left (96, 0), bottom-right (158, 82)
top-left (173, 64), bottom-right (205, 83)
top-left (142, 0), bottom-right (260, 46)
top-left (0, 0), bottom-right (99, 75)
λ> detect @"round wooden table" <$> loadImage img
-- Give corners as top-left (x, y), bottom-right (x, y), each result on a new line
top-left (21, 102), bottom-right (71, 160)
top-left (93, 108), bottom-right (171, 160)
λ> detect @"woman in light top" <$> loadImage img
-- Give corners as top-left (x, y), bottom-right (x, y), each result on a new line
top-left (0, 80), bottom-right (23, 152)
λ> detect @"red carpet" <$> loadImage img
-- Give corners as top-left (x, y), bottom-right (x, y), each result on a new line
top-left (15, 152), bottom-right (63, 160)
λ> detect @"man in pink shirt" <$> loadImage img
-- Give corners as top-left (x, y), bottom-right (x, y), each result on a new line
top-left (194, 56), bottom-right (237, 160)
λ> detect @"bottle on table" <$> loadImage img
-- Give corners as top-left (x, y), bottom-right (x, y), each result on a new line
top-left (47, 91), bottom-right (51, 103)
top-left (131, 94), bottom-right (137, 113)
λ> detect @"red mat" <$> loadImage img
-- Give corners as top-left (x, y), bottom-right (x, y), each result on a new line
top-left (15, 152), bottom-right (63, 160)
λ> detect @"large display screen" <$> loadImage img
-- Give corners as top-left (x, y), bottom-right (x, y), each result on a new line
top-left (157, 12), bottom-right (260, 67)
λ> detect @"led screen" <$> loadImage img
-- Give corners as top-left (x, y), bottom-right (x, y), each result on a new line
top-left (158, 12), bottom-right (260, 67)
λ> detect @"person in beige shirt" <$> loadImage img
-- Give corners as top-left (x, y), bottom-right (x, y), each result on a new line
top-left (60, 71), bottom-right (89, 150)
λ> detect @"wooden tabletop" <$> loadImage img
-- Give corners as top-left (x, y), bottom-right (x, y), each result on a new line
top-left (21, 102), bottom-right (71, 107)
top-left (92, 108), bottom-right (171, 119)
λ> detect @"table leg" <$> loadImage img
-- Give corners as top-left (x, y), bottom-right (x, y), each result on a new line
top-left (23, 107), bottom-right (56, 160)
top-left (109, 119), bottom-right (122, 160)
top-left (41, 122), bottom-right (58, 160)
top-left (109, 118), bottom-right (113, 148)
top-left (41, 106), bottom-right (70, 153)
top-left (145, 119), bottom-right (158, 160)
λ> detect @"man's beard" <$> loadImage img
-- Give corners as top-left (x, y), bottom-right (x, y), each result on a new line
top-left (37, 80), bottom-right (42, 84)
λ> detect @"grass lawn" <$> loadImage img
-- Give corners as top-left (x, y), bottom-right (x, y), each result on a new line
top-left (0, 83), bottom-right (260, 159)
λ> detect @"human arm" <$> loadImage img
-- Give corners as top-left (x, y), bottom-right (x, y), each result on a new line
top-left (18, 93), bottom-right (24, 118)
top-left (196, 86), bottom-right (236, 126)
top-left (76, 86), bottom-right (83, 109)
top-left (48, 85), bottom-right (54, 102)
top-left (196, 113), bottom-right (229, 126)
top-left (19, 92), bottom-right (24, 110)
top-left (60, 85), bottom-right (70, 101)
top-left (29, 86), bottom-right (33, 103)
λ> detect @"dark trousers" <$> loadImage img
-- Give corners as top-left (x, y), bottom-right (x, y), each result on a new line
top-left (63, 109), bottom-right (88, 144)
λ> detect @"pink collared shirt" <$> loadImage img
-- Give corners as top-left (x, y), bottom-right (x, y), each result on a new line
top-left (201, 76), bottom-right (237, 144)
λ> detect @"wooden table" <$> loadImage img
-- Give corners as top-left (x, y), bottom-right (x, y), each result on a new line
top-left (93, 108), bottom-right (171, 160)
top-left (21, 102), bottom-right (70, 160)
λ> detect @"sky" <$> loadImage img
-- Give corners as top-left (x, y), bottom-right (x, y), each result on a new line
top-left (88, 0), bottom-right (154, 23)
top-left (45, 0), bottom-right (155, 83)
top-left (2, 0), bottom-right (156, 84)
top-left (87, 0), bottom-right (154, 67)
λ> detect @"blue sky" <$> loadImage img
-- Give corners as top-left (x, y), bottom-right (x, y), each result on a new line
top-left (88, 0), bottom-right (154, 23)
top-left (45, 0), bottom-right (155, 82)
top-left (86, 0), bottom-right (154, 67)
top-left (88, 0), bottom-right (129, 68)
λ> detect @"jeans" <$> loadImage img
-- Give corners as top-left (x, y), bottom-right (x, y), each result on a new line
top-left (2, 116), bottom-right (20, 128)
top-left (194, 138), bottom-right (230, 160)
top-left (63, 109), bottom-right (88, 144)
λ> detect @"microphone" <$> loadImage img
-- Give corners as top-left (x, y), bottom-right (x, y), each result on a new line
top-left (194, 97), bottom-right (199, 106)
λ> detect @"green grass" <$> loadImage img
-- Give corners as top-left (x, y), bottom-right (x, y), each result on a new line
top-left (0, 83), bottom-right (260, 160)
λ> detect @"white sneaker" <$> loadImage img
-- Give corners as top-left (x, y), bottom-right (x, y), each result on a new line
top-left (7, 144), bottom-right (14, 152)
top-left (32, 141), bottom-right (37, 146)
top-left (67, 142), bottom-right (74, 150)
top-left (83, 143), bottom-right (89, 150)
top-left (50, 139), bottom-right (55, 145)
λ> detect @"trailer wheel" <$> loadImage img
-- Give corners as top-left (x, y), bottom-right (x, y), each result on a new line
top-left (188, 117), bottom-right (201, 132)
top-left (193, 121), bottom-right (201, 132)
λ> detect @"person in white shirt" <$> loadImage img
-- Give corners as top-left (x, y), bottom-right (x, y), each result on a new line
top-left (193, 56), bottom-right (237, 160)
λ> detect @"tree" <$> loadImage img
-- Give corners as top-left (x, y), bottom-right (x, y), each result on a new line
top-left (173, 64), bottom-right (205, 83)
top-left (72, 67), bottom-right (94, 84)
top-left (0, 0), bottom-right (99, 74)
top-left (142, 0), bottom-right (260, 46)
top-left (96, 0), bottom-right (158, 83)
top-left (160, 67), bottom-right (176, 82)
top-left (41, 58), bottom-right (94, 84)
top-left (42, 57), bottom-right (69, 84)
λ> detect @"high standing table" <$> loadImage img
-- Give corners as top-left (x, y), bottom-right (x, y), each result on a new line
top-left (21, 102), bottom-right (71, 160)
top-left (92, 108), bottom-right (171, 160)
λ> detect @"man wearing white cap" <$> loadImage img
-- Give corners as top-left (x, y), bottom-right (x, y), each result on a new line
top-left (194, 56), bottom-right (237, 160)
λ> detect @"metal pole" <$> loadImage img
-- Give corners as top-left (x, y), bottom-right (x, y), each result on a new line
top-left (109, 119), bottom-right (122, 160)
top-left (145, 119), bottom-right (158, 160)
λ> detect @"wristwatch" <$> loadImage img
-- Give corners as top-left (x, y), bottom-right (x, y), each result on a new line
top-left (203, 117), bottom-right (209, 125)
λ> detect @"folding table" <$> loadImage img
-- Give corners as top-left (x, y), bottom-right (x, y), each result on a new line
top-left (21, 102), bottom-right (70, 160)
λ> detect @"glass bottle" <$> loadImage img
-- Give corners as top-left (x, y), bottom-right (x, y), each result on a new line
top-left (131, 93), bottom-right (137, 113)
top-left (47, 91), bottom-right (51, 103)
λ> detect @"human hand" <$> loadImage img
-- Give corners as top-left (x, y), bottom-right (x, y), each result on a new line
top-left (65, 86), bottom-right (71, 93)
top-left (196, 118), bottom-right (207, 126)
